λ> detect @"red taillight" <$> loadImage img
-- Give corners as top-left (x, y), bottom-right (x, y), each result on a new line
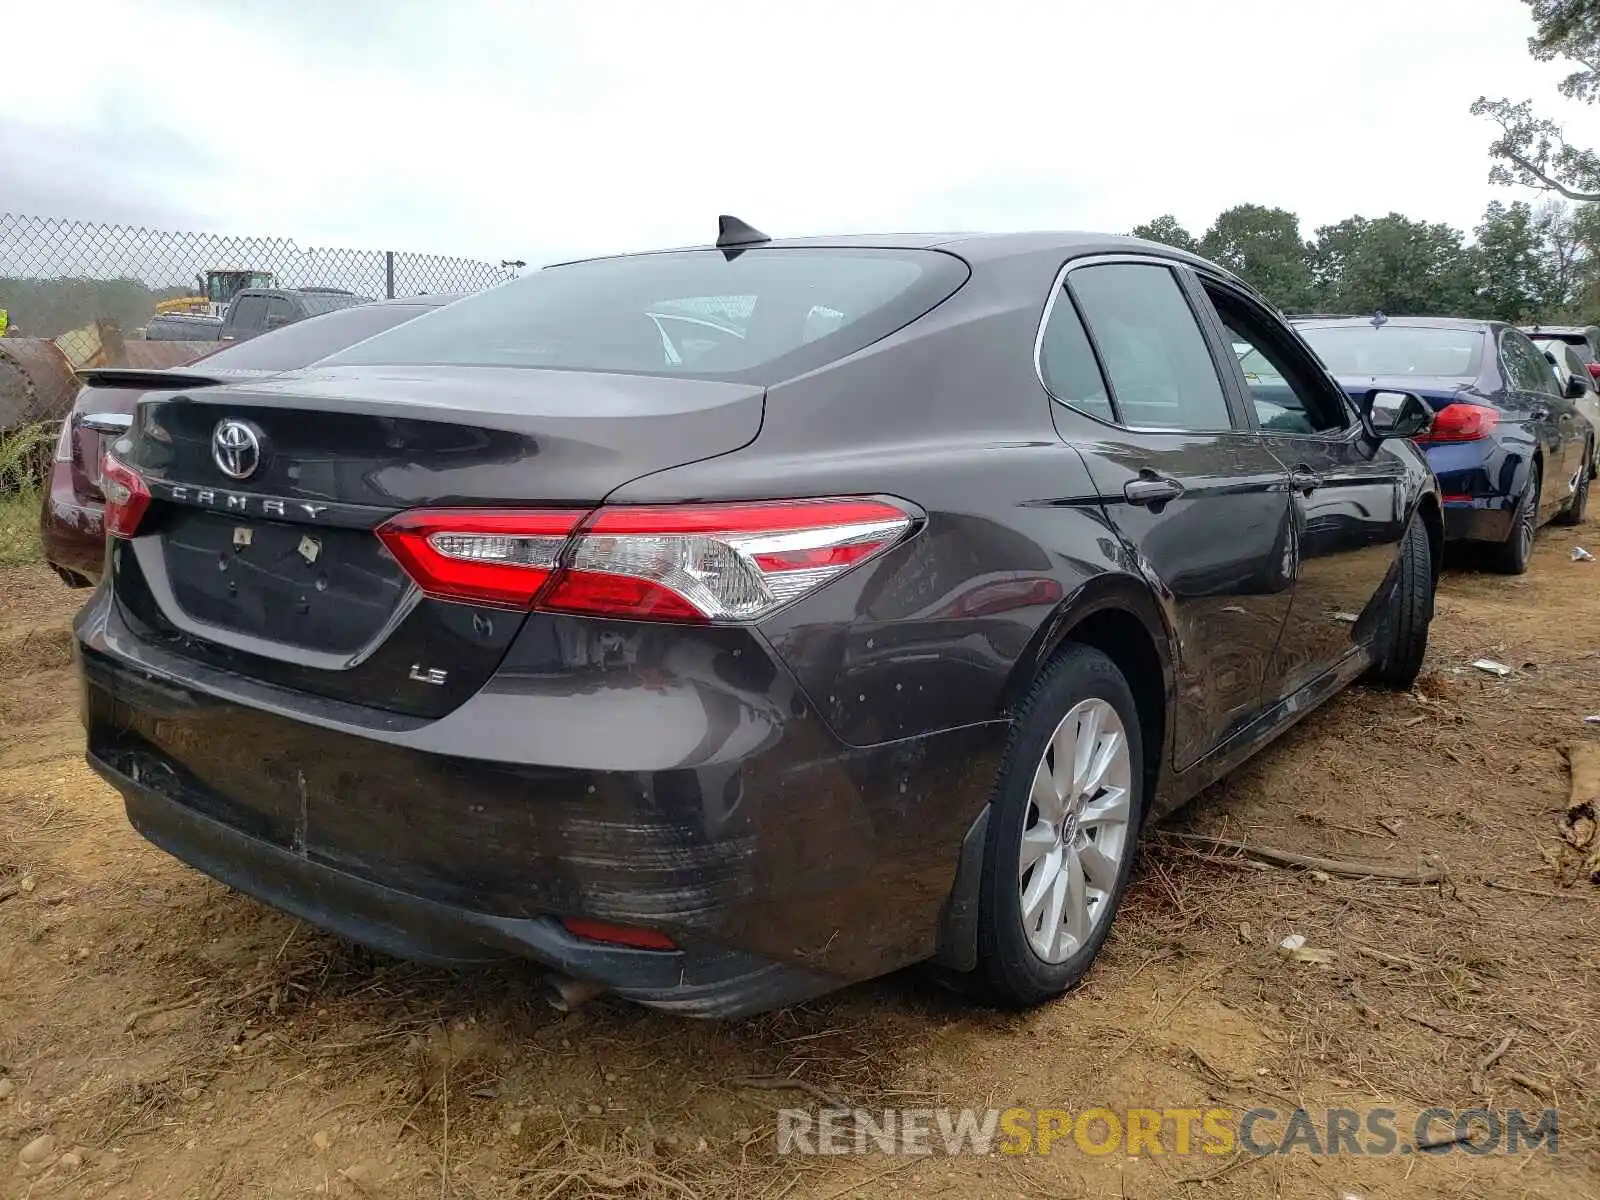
top-left (374, 509), bottom-right (583, 609)
top-left (560, 917), bottom-right (676, 951)
top-left (1587, 362), bottom-right (1600, 380)
top-left (100, 453), bottom-right (151, 538)
top-left (379, 497), bottom-right (916, 622)
top-left (543, 498), bottom-right (914, 623)
top-left (1416, 403), bottom-right (1499, 444)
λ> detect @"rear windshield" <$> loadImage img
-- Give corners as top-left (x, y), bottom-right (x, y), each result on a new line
top-left (297, 292), bottom-right (366, 316)
top-left (321, 248), bottom-right (969, 383)
top-left (196, 302), bottom-right (439, 371)
top-left (1297, 325), bottom-right (1485, 378)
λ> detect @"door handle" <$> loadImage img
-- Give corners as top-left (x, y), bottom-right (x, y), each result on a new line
top-left (1123, 474), bottom-right (1184, 507)
top-left (1290, 466), bottom-right (1323, 494)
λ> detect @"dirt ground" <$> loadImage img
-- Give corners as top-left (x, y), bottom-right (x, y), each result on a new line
top-left (2, 519), bottom-right (1599, 1200)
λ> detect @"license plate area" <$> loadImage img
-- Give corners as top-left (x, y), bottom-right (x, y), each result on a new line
top-left (160, 510), bottom-right (410, 656)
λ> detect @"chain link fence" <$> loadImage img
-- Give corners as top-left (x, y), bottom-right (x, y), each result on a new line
top-left (0, 212), bottom-right (514, 360)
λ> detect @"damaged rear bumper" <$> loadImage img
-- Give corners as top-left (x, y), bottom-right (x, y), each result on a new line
top-left (76, 587), bottom-right (1004, 1016)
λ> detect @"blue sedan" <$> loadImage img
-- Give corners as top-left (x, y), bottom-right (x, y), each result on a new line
top-left (1288, 316), bottom-right (1593, 573)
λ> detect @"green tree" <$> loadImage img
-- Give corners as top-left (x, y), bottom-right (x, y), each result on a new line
top-left (1198, 204), bottom-right (1314, 310)
top-left (1129, 215), bottom-right (1199, 254)
top-left (1473, 199), bottom-right (1553, 320)
top-left (1309, 214), bottom-right (1478, 315)
top-left (1472, 0), bottom-right (1600, 200)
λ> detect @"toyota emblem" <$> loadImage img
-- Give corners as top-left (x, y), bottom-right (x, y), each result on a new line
top-left (212, 419), bottom-right (263, 480)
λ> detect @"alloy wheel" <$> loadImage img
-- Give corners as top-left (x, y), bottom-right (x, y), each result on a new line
top-left (1518, 473), bottom-right (1538, 559)
top-left (1017, 698), bottom-right (1133, 963)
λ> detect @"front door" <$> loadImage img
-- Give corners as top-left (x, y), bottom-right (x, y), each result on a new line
top-left (1197, 279), bottom-right (1407, 701)
top-left (1501, 327), bottom-right (1585, 518)
top-left (1044, 258), bottom-right (1294, 770)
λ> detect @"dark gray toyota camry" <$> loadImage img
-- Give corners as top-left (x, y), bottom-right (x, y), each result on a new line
top-left (76, 221), bottom-right (1442, 1017)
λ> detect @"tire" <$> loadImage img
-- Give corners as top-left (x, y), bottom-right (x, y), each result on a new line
top-left (1554, 442), bottom-right (1592, 526)
top-left (1367, 516), bottom-right (1433, 689)
top-left (1490, 459), bottom-right (1540, 575)
top-left (972, 645), bottom-right (1145, 1008)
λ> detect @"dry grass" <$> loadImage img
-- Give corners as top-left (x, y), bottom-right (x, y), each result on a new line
top-left (0, 422), bottom-right (52, 567)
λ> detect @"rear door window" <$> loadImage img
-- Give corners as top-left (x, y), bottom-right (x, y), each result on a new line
top-left (228, 294), bottom-right (269, 334)
top-left (1068, 263), bottom-right (1235, 431)
top-left (1503, 330), bottom-right (1559, 395)
top-left (322, 249), bottom-right (969, 385)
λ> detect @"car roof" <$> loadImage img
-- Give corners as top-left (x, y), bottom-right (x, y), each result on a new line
top-left (549, 230), bottom-right (1234, 275)
top-left (1522, 324), bottom-right (1597, 335)
top-left (229, 291), bottom-right (457, 306)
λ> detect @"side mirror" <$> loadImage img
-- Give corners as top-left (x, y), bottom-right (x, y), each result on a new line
top-left (1363, 389), bottom-right (1433, 440)
top-left (1564, 373), bottom-right (1589, 400)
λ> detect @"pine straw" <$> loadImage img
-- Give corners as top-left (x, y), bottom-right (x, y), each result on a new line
top-left (1122, 653), bottom-right (1600, 1170)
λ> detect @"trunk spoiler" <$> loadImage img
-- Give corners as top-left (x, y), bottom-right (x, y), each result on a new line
top-left (77, 367), bottom-right (233, 391)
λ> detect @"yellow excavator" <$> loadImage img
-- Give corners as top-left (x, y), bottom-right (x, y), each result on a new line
top-left (154, 269), bottom-right (277, 318)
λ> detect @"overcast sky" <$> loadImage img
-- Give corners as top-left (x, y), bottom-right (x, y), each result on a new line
top-left (1, 0), bottom-right (1588, 267)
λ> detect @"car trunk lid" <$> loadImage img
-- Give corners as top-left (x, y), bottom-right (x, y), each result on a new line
top-left (1334, 374), bottom-right (1478, 413)
top-left (110, 365), bottom-right (765, 717)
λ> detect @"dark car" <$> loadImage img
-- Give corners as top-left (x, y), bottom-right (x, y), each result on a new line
top-left (143, 313), bottom-right (225, 342)
top-left (1521, 324), bottom-right (1600, 383)
top-left (41, 296), bottom-right (458, 585)
top-left (1296, 316), bottom-right (1592, 574)
top-left (76, 226), bottom-right (1441, 1018)
top-left (217, 288), bottom-right (368, 344)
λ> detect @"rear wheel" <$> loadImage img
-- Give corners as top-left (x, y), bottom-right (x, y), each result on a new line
top-left (972, 645), bottom-right (1144, 1008)
top-left (1491, 460), bottom-right (1540, 575)
top-left (1367, 516), bottom-right (1433, 689)
top-left (1555, 442), bottom-right (1592, 526)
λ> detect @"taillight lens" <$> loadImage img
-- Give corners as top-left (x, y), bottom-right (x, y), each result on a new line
top-left (100, 453), bottom-right (151, 538)
top-left (542, 498), bottom-right (914, 623)
top-left (375, 509), bottom-right (583, 609)
top-left (1587, 362), bottom-right (1600, 381)
top-left (1416, 403), bottom-right (1498, 443)
top-left (377, 497), bottom-right (915, 621)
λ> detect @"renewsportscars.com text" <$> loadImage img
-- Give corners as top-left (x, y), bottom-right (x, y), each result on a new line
top-left (776, 1106), bottom-right (1559, 1157)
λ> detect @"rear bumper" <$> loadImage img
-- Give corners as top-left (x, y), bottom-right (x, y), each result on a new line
top-left (101, 757), bottom-right (830, 1016)
top-left (1440, 497), bottom-right (1515, 544)
top-left (76, 588), bottom-right (1005, 1016)
top-left (1425, 440), bottom-right (1523, 545)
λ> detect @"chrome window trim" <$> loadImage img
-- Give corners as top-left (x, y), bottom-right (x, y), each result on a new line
top-left (1032, 252), bottom-right (1244, 436)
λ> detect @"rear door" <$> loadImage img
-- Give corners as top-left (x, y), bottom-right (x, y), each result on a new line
top-left (223, 293), bottom-right (270, 343)
top-left (1047, 257), bottom-right (1294, 769)
top-left (1195, 277), bottom-right (1407, 700)
top-left (265, 294), bottom-right (297, 332)
top-left (1502, 327), bottom-right (1584, 517)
